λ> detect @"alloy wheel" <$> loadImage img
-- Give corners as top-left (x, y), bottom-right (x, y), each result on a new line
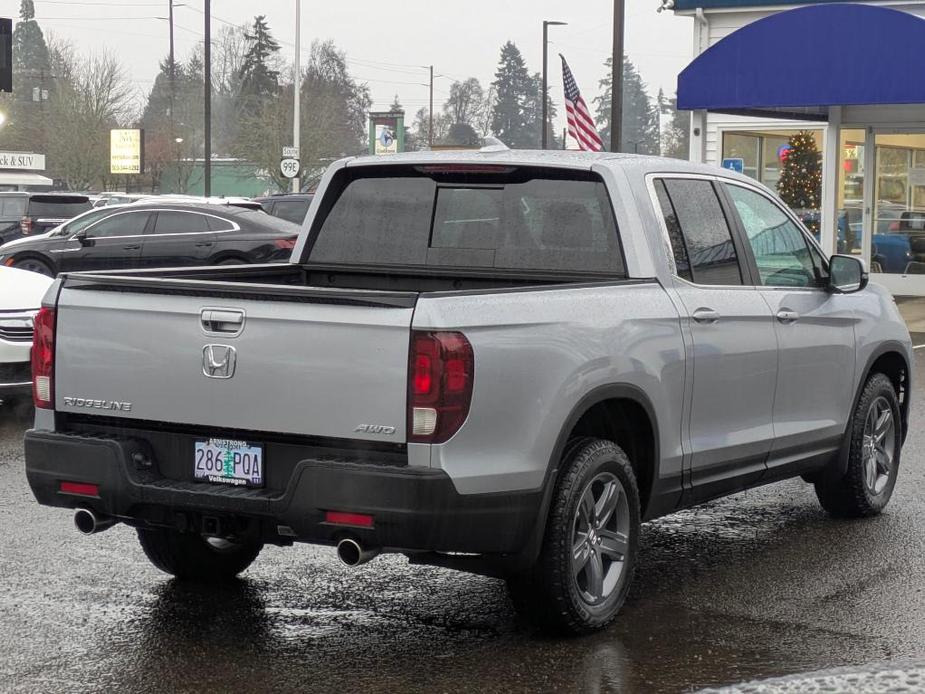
top-left (571, 472), bottom-right (630, 606)
top-left (862, 395), bottom-right (895, 496)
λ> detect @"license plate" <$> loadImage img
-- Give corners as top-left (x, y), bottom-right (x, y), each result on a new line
top-left (194, 438), bottom-right (264, 488)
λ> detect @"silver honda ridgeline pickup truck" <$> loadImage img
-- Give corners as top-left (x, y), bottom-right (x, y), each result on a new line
top-left (25, 151), bottom-right (913, 634)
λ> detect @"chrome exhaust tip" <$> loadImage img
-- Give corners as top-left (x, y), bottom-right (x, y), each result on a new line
top-left (336, 537), bottom-right (380, 567)
top-left (74, 507), bottom-right (116, 535)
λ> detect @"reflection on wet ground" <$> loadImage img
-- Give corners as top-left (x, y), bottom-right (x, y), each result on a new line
top-left (2, 353), bottom-right (924, 693)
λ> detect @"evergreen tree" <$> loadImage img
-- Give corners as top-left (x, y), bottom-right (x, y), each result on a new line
top-left (5, 1), bottom-right (52, 156)
top-left (593, 56), bottom-right (659, 154)
top-left (237, 16), bottom-right (281, 104)
top-left (489, 42), bottom-right (534, 148)
top-left (659, 90), bottom-right (690, 159)
top-left (389, 94), bottom-right (413, 152)
top-left (524, 72), bottom-right (559, 149)
top-left (777, 130), bottom-right (822, 224)
top-left (12, 0), bottom-right (50, 87)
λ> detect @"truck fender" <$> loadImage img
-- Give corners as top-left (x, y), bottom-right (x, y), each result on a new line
top-left (506, 383), bottom-right (659, 573)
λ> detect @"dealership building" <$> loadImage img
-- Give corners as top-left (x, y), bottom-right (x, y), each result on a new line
top-left (669, 0), bottom-right (925, 297)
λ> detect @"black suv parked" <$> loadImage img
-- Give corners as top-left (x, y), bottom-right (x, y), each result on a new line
top-left (0, 202), bottom-right (300, 276)
top-left (0, 192), bottom-right (92, 244)
top-left (254, 193), bottom-right (313, 225)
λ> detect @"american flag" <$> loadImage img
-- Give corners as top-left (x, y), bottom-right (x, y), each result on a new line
top-left (560, 55), bottom-right (604, 152)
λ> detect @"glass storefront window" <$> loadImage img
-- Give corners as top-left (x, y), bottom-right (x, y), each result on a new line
top-left (837, 129), bottom-right (865, 256)
top-left (722, 129), bottom-right (824, 245)
top-left (722, 133), bottom-right (760, 180)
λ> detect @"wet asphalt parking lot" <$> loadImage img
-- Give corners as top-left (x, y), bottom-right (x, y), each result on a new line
top-left (1, 353), bottom-right (925, 694)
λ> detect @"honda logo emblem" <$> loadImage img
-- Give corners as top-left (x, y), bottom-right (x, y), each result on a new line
top-left (202, 344), bottom-right (237, 379)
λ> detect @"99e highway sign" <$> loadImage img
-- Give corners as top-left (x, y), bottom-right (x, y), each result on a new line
top-left (280, 157), bottom-right (300, 179)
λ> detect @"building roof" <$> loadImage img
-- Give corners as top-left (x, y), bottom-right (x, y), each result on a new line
top-left (674, 0), bottom-right (858, 11)
top-left (678, 3), bottom-right (925, 116)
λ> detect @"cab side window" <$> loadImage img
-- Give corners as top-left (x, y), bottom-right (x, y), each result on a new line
top-left (85, 212), bottom-right (151, 238)
top-left (654, 178), bottom-right (743, 286)
top-left (725, 184), bottom-right (820, 288)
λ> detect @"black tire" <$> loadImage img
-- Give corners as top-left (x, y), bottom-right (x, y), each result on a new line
top-left (13, 257), bottom-right (54, 277)
top-left (815, 373), bottom-right (902, 518)
top-left (507, 438), bottom-right (640, 635)
top-left (137, 528), bottom-right (262, 581)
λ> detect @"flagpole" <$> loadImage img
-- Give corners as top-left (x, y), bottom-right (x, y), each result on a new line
top-left (542, 20), bottom-right (567, 150)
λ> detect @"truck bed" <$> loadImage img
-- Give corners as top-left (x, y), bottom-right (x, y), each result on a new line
top-left (62, 262), bottom-right (610, 302)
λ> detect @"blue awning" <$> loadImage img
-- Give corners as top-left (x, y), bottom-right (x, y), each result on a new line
top-left (678, 4), bottom-right (925, 118)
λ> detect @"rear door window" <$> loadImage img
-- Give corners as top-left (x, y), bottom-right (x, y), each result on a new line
top-left (309, 169), bottom-right (624, 275)
top-left (1, 197), bottom-right (26, 218)
top-left (654, 178), bottom-right (743, 286)
top-left (152, 211), bottom-right (211, 234)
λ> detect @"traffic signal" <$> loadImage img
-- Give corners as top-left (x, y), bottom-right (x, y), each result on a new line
top-left (0, 18), bottom-right (10, 93)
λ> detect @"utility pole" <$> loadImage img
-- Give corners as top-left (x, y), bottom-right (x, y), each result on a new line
top-left (168, 0), bottom-right (176, 165)
top-left (168, 0), bottom-right (175, 79)
top-left (203, 0), bottom-right (211, 196)
top-left (611, 0), bottom-right (625, 153)
top-left (542, 20), bottom-right (567, 150)
top-left (292, 0), bottom-right (301, 193)
top-left (428, 65), bottom-right (434, 148)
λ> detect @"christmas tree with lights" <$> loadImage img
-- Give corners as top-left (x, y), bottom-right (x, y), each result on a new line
top-left (777, 131), bottom-right (822, 227)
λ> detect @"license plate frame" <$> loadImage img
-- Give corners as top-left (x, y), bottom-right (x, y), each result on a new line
top-left (193, 438), bottom-right (265, 488)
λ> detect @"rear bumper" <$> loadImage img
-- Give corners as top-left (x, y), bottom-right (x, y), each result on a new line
top-left (0, 361), bottom-right (31, 396)
top-left (24, 429), bottom-right (542, 555)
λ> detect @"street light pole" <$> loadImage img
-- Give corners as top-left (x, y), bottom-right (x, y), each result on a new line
top-left (428, 65), bottom-right (434, 148)
top-left (292, 0), bottom-right (300, 193)
top-left (203, 0), bottom-right (211, 196)
top-left (611, 0), bottom-right (625, 153)
top-left (542, 20), bottom-right (567, 150)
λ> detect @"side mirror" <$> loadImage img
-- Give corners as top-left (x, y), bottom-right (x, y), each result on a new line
top-left (828, 254), bottom-right (868, 294)
top-left (71, 230), bottom-right (90, 245)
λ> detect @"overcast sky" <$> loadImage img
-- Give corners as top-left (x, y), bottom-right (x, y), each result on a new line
top-left (2, 0), bottom-right (694, 134)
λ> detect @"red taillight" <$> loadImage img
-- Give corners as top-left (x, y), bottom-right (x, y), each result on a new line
top-left (20, 216), bottom-right (32, 234)
top-left (60, 481), bottom-right (99, 497)
top-left (274, 238), bottom-right (296, 249)
top-left (325, 511), bottom-right (374, 528)
top-left (408, 331), bottom-right (474, 444)
top-left (31, 307), bottom-right (55, 409)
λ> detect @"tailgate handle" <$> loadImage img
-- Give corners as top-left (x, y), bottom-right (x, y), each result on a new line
top-left (201, 309), bottom-right (245, 335)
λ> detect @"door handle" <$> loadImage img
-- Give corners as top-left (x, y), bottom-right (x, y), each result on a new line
top-left (692, 308), bottom-right (720, 324)
top-left (195, 242), bottom-right (213, 247)
top-left (123, 244), bottom-right (141, 250)
top-left (776, 309), bottom-right (800, 324)
top-left (201, 308), bottom-right (245, 335)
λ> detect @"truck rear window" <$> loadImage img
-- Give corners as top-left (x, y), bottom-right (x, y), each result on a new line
top-left (308, 168), bottom-right (624, 275)
top-left (28, 199), bottom-right (92, 218)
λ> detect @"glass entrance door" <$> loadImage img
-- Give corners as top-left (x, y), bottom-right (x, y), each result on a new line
top-left (863, 131), bottom-right (925, 296)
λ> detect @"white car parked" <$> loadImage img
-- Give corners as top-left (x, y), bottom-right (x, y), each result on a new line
top-left (0, 266), bottom-right (53, 413)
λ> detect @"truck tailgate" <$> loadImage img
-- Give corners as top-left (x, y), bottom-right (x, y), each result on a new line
top-left (53, 281), bottom-right (415, 443)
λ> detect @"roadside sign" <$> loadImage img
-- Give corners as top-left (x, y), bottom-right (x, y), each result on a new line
top-left (721, 158), bottom-right (744, 174)
top-left (282, 145), bottom-right (299, 159)
top-left (280, 158), bottom-right (300, 179)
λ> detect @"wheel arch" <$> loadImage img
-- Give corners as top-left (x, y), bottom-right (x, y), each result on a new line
top-left (510, 384), bottom-right (660, 573)
top-left (832, 342), bottom-right (911, 480)
top-left (859, 342), bottom-right (910, 442)
top-left (208, 250), bottom-right (250, 265)
top-left (8, 252), bottom-right (57, 275)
